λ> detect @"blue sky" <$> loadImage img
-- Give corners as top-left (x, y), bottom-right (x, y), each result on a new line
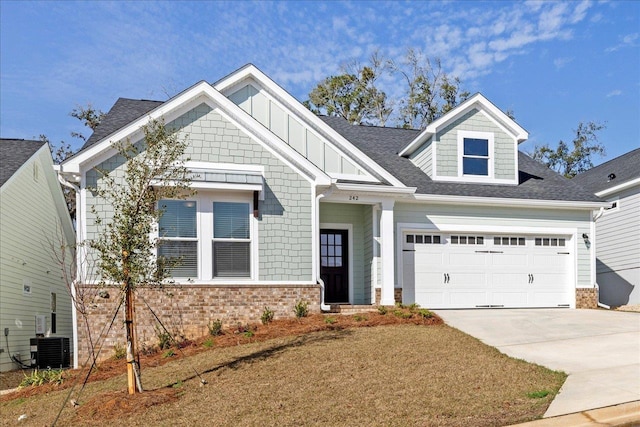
top-left (1, 1), bottom-right (638, 163)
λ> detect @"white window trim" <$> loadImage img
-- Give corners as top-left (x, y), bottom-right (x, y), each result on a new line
top-left (158, 191), bottom-right (257, 283)
top-left (457, 130), bottom-right (494, 181)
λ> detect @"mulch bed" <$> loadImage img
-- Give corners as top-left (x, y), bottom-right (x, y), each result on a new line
top-left (0, 309), bottom-right (442, 402)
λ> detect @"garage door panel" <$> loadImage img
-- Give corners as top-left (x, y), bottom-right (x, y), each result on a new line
top-left (415, 291), bottom-right (445, 307)
top-left (492, 273), bottom-right (528, 287)
top-left (404, 232), bottom-right (573, 309)
top-left (450, 291), bottom-right (488, 307)
top-left (492, 292), bottom-right (528, 306)
top-left (492, 253), bottom-right (527, 267)
top-left (449, 252), bottom-right (486, 266)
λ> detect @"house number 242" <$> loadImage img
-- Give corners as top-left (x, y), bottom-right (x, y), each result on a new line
top-left (349, 195), bottom-right (359, 201)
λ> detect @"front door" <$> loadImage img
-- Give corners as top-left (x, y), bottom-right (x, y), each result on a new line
top-left (320, 229), bottom-right (349, 303)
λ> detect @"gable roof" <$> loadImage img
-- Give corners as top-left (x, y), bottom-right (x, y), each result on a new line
top-left (0, 138), bottom-right (46, 187)
top-left (398, 93), bottom-right (528, 157)
top-left (60, 81), bottom-right (333, 186)
top-left (320, 116), bottom-right (602, 203)
top-left (572, 148), bottom-right (640, 196)
top-left (81, 98), bottom-right (164, 152)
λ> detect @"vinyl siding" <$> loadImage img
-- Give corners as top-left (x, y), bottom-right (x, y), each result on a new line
top-left (394, 203), bottom-right (592, 288)
top-left (596, 187), bottom-right (640, 273)
top-left (435, 108), bottom-right (516, 180)
top-left (84, 103), bottom-right (313, 282)
top-left (228, 84), bottom-right (368, 177)
top-left (320, 203), bottom-right (371, 304)
top-left (0, 148), bottom-right (75, 371)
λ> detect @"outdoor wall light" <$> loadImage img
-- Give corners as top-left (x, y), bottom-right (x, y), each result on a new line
top-left (582, 233), bottom-right (589, 240)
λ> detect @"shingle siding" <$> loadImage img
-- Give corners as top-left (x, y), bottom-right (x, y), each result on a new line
top-left (85, 103), bottom-right (313, 282)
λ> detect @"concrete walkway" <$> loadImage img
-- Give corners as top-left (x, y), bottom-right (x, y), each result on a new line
top-left (434, 309), bottom-right (640, 417)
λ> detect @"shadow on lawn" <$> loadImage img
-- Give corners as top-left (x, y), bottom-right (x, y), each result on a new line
top-left (170, 328), bottom-right (354, 387)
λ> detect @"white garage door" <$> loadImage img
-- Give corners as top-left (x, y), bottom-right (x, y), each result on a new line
top-left (402, 233), bottom-right (573, 309)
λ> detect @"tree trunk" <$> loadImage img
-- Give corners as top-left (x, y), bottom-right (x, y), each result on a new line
top-left (125, 283), bottom-right (142, 394)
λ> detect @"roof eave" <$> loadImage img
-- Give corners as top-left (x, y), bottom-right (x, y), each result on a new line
top-left (411, 193), bottom-right (608, 210)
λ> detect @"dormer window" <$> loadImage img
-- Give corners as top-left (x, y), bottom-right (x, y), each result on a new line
top-left (457, 130), bottom-right (494, 180)
top-left (463, 138), bottom-right (489, 176)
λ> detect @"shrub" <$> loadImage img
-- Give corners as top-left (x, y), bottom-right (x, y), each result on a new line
top-left (408, 303), bottom-right (420, 312)
top-left (162, 349), bottom-right (175, 358)
top-left (155, 325), bottom-right (172, 350)
top-left (19, 368), bottom-right (65, 388)
top-left (293, 300), bottom-right (309, 318)
top-left (208, 319), bottom-right (223, 336)
top-left (113, 343), bottom-right (126, 359)
top-left (354, 315), bottom-right (367, 322)
top-left (377, 306), bottom-right (388, 315)
top-left (393, 309), bottom-right (412, 319)
top-left (261, 306), bottom-right (275, 325)
top-left (416, 308), bottom-right (433, 319)
top-left (324, 316), bottom-right (337, 324)
top-left (203, 338), bottom-right (214, 348)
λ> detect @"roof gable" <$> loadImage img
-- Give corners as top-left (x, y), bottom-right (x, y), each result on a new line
top-left (214, 64), bottom-right (407, 188)
top-left (59, 80), bottom-right (333, 186)
top-left (399, 93), bottom-right (528, 157)
top-left (0, 138), bottom-right (46, 187)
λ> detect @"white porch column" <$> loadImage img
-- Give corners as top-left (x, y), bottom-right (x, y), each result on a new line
top-left (380, 199), bottom-right (396, 306)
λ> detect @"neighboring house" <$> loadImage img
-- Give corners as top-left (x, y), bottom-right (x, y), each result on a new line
top-left (0, 139), bottom-right (75, 372)
top-left (573, 148), bottom-right (640, 307)
top-left (58, 65), bottom-right (607, 366)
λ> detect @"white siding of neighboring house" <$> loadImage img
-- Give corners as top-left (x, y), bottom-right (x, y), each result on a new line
top-left (596, 186), bottom-right (640, 306)
top-left (0, 147), bottom-right (75, 372)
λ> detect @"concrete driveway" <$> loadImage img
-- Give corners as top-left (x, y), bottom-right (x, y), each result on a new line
top-left (434, 309), bottom-right (640, 417)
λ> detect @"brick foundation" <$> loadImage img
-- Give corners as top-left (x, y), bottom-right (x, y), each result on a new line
top-left (374, 288), bottom-right (403, 305)
top-left (575, 287), bottom-right (598, 309)
top-left (76, 284), bottom-right (320, 364)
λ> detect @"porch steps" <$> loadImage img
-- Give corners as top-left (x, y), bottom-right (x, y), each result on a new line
top-left (326, 304), bottom-right (379, 315)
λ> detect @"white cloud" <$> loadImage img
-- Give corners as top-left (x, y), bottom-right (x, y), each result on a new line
top-left (553, 57), bottom-right (574, 69)
top-left (605, 32), bottom-right (639, 52)
top-left (606, 90), bottom-right (622, 97)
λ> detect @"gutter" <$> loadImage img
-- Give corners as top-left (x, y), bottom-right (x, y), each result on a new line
top-left (57, 171), bottom-right (81, 369)
top-left (314, 186), bottom-right (334, 312)
top-left (591, 207), bottom-right (610, 310)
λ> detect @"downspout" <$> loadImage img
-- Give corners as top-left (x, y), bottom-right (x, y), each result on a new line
top-left (57, 170), bottom-right (81, 368)
top-left (315, 186), bottom-right (334, 312)
top-left (592, 207), bottom-right (610, 309)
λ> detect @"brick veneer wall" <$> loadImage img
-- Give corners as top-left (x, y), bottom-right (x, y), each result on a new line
top-left (76, 284), bottom-right (320, 364)
top-left (575, 287), bottom-right (598, 309)
top-left (374, 288), bottom-right (403, 305)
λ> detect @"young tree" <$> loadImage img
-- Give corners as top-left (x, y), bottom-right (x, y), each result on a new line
top-left (70, 103), bottom-right (105, 141)
top-left (89, 118), bottom-right (193, 394)
top-left (304, 53), bottom-right (392, 126)
top-left (532, 121), bottom-right (606, 178)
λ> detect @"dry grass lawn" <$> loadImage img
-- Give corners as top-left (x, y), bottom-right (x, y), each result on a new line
top-left (0, 320), bottom-right (565, 427)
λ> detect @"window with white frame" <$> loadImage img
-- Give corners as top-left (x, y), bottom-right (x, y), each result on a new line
top-left (213, 202), bottom-right (251, 277)
top-left (462, 138), bottom-right (489, 176)
top-left (158, 195), bottom-right (252, 280)
top-left (158, 200), bottom-right (198, 278)
top-left (457, 130), bottom-right (494, 178)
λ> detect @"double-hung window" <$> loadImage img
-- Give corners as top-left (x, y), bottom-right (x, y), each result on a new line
top-left (158, 197), bottom-right (252, 280)
top-left (462, 138), bottom-right (489, 176)
top-left (213, 202), bottom-right (251, 277)
top-left (158, 200), bottom-right (198, 278)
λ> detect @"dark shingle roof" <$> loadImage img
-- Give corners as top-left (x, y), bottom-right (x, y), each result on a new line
top-left (80, 98), bottom-right (164, 152)
top-left (320, 116), bottom-right (602, 202)
top-left (572, 148), bottom-right (640, 194)
top-left (0, 138), bottom-right (46, 187)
